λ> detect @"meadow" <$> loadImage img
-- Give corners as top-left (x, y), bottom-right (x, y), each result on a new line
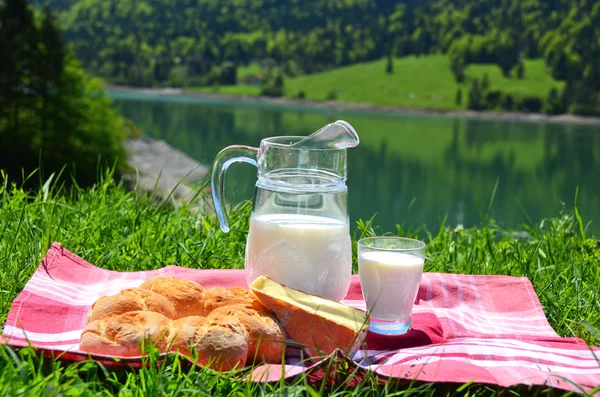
top-left (0, 171), bottom-right (598, 396)
top-left (188, 55), bottom-right (565, 111)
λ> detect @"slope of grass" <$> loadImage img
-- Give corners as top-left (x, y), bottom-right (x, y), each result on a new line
top-left (0, 171), bottom-right (598, 395)
top-left (285, 55), bottom-right (563, 109)
top-left (186, 55), bottom-right (564, 111)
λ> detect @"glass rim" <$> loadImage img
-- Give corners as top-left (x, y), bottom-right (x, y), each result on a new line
top-left (357, 236), bottom-right (426, 252)
top-left (260, 136), bottom-right (346, 152)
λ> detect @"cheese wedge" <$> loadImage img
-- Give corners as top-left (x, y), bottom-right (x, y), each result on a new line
top-left (250, 275), bottom-right (369, 358)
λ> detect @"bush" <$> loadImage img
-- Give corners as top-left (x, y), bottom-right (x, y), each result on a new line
top-left (500, 93), bottom-right (515, 111)
top-left (239, 74), bottom-right (259, 85)
top-left (467, 78), bottom-right (484, 110)
top-left (297, 91), bottom-right (306, 99)
top-left (260, 66), bottom-right (284, 97)
top-left (516, 62), bottom-right (525, 79)
top-left (326, 90), bottom-right (338, 100)
top-left (122, 119), bottom-right (142, 139)
top-left (168, 66), bottom-right (188, 87)
top-left (450, 54), bottom-right (466, 83)
top-left (569, 103), bottom-right (600, 117)
top-left (260, 85), bottom-right (283, 97)
top-left (516, 96), bottom-right (543, 113)
top-left (543, 87), bottom-right (567, 115)
top-left (485, 91), bottom-right (502, 109)
top-left (218, 62), bottom-right (237, 85)
top-left (481, 73), bottom-right (490, 91)
top-left (455, 88), bottom-right (463, 106)
top-left (386, 55), bottom-right (394, 74)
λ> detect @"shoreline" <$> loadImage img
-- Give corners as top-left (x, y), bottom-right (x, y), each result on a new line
top-left (123, 136), bottom-right (210, 206)
top-left (107, 84), bottom-right (600, 126)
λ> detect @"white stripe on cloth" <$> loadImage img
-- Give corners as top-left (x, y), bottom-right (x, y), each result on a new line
top-left (3, 325), bottom-right (83, 342)
top-left (343, 299), bottom-right (548, 323)
top-left (31, 272), bottom-right (146, 297)
top-left (451, 339), bottom-right (600, 361)
top-left (359, 343), bottom-right (600, 368)
top-left (341, 305), bottom-right (556, 337)
top-left (21, 283), bottom-right (99, 306)
top-left (368, 355), bottom-right (600, 375)
top-left (421, 308), bottom-right (558, 335)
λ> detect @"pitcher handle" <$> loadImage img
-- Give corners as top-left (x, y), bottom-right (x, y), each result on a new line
top-left (210, 145), bottom-right (259, 232)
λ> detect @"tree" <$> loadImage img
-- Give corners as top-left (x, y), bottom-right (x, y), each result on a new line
top-left (468, 78), bottom-right (484, 111)
top-left (495, 31), bottom-right (520, 77)
top-left (38, 6), bottom-right (66, 156)
top-left (0, 0), bottom-right (41, 168)
top-left (260, 66), bottom-right (284, 97)
top-left (386, 55), bottom-right (393, 74)
top-left (516, 61), bottom-right (525, 79)
top-left (455, 88), bottom-right (463, 106)
top-left (450, 53), bottom-right (466, 83)
top-left (0, 0), bottom-right (126, 187)
top-left (543, 87), bottom-right (565, 114)
top-left (481, 73), bottom-right (490, 91)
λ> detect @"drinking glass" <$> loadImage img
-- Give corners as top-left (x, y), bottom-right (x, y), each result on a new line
top-left (358, 237), bottom-right (426, 335)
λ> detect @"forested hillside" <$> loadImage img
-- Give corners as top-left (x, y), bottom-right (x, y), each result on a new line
top-left (35, 0), bottom-right (599, 114)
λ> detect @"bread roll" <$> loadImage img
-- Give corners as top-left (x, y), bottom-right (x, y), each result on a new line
top-left (139, 277), bottom-right (206, 318)
top-left (207, 305), bottom-right (285, 364)
top-left (86, 288), bottom-right (176, 323)
top-left (168, 316), bottom-right (206, 356)
top-left (80, 311), bottom-right (172, 357)
top-left (203, 286), bottom-right (255, 313)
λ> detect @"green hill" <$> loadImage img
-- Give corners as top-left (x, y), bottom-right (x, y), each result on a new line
top-left (188, 55), bottom-right (564, 111)
top-left (34, 0), bottom-right (598, 114)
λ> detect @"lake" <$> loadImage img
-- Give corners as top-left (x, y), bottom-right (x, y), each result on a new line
top-left (111, 92), bottom-right (600, 236)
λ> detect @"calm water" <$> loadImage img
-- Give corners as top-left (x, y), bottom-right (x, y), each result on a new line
top-left (111, 92), bottom-right (600, 236)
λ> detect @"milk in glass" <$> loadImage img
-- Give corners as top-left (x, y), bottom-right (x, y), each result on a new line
top-left (358, 251), bottom-right (424, 321)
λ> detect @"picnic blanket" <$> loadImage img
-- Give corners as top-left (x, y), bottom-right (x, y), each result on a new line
top-left (3, 243), bottom-right (600, 394)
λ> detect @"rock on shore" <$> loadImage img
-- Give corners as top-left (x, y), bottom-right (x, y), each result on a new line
top-left (123, 136), bottom-right (210, 205)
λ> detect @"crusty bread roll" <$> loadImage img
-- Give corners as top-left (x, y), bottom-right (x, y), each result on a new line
top-left (168, 315), bottom-right (249, 371)
top-left (203, 286), bottom-right (256, 313)
top-left (139, 277), bottom-right (206, 318)
top-left (168, 315), bottom-right (206, 356)
top-left (86, 288), bottom-right (176, 323)
top-left (80, 311), bottom-right (172, 357)
top-left (207, 305), bottom-right (285, 364)
top-left (178, 316), bottom-right (249, 371)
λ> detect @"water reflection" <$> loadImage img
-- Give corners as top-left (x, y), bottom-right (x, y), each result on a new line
top-left (112, 95), bottom-right (599, 235)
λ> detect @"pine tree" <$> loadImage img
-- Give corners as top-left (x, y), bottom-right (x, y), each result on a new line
top-left (516, 62), bottom-right (525, 79)
top-left (468, 78), bottom-right (483, 111)
top-left (455, 88), bottom-right (463, 106)
top-left (481, 73), bottom-right (490, 92)
top-left (38, 6), bottom-right (67, 167)
top-left (0, 0), bottom-right (41, 170)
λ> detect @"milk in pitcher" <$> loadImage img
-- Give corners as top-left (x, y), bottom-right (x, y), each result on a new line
top-left (245, 213), bottom-right (352, 301)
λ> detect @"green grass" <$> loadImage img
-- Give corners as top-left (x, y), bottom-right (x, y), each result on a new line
top-left (186, 55), bottom-right (564, 111)
top-left (285, 55), bottom-right (563, 109)
top-left (0, 170), bottom-right (598, 395)
top-left (237, 63), bottom-right (261, 79)
top-left (186, 85), bottom-right (261, 96)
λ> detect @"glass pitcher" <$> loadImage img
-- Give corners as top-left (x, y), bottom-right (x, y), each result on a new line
top-left (211, 121), bottom-right (359, 301)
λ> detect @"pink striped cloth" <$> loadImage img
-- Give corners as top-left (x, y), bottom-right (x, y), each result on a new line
top-left (3, 243), bottom-right (599, 394)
